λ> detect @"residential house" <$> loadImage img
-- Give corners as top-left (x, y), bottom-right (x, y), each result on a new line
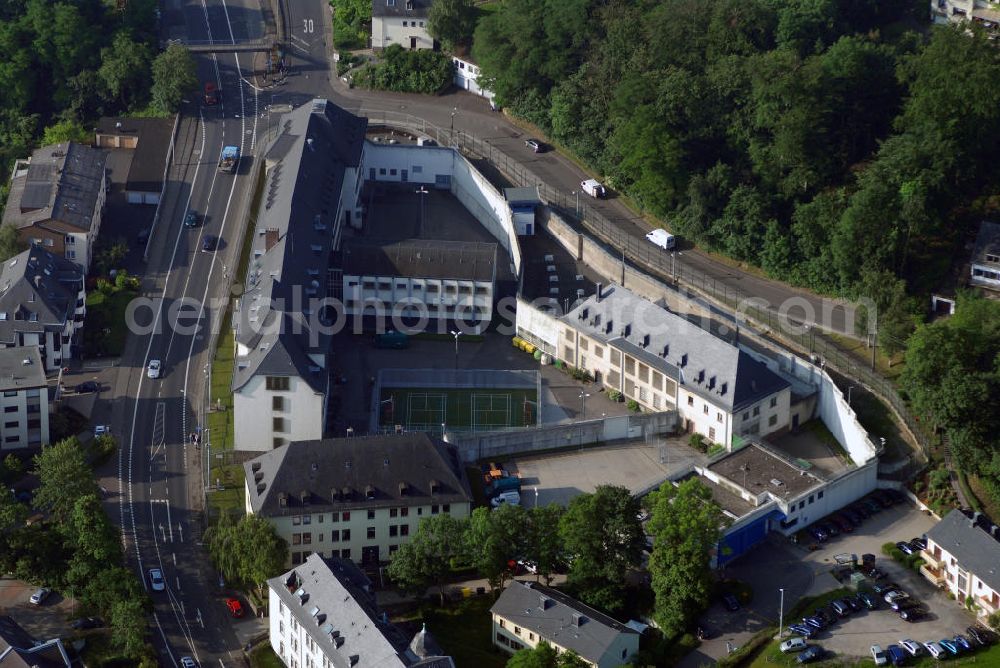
top-left (372, 0), bottom-right (434, 50)
top-left (970, 221), bottom-right (1000, 291)
top-left (490, 581), bottom-right (640, 668)
top-left (0, 615), bottom-right (72, 667)
top-left (452, 55), bottom-right (494, 101)
top-left (341, 238), bottom-right (497, 334)
top-left (558, 284), bottom-right (791, 449)
top-left (244, 433), bottom-right (473, 566)
top-left (921, 509), bottom-right (1000, 619)
top-left (0, 246), bottom-right (86, 372)
top-left (95, 116), bottom-right (174, 205)
top-left (931, 0), bottom-right (1000, 30)
top-left (232, 99), bottom-right (367, 451)
top-left (269, 553), bottom-right (455, 668)
top-left (2, 142), bottom-right (107, 270)
top-left (0, 347), bottom-right (49, 450)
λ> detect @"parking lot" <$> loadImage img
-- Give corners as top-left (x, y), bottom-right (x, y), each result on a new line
top-left (0, 577), bottom-right (79, 641)
top-left (507, 437), bottom-right (704, 507)
top-left (683, 499), bottom-right (985, 665)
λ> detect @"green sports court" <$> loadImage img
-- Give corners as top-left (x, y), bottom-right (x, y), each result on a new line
top-left (378, 387), bottom-right (539, 432)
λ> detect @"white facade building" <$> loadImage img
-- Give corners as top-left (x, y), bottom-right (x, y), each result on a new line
top-left (921, 509), bottom-right (1000, 619)
top-left (452, 56), bottom-right (494, 100)
top-left (0, 347), bottom-right (49, 450)
top-left (372, 0), bottom-right (434, 50)
top-left (970, 221), bottom-right (1000, 291)
top-left (931, 0), bottom-right (1000, 28)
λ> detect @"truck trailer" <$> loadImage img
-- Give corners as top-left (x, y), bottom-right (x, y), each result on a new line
top-left (218, 145), bottom-right (239, 173)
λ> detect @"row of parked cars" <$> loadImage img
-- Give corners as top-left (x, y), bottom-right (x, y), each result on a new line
top-left (871, 625), bottom-right (996, 665)
top-left (806, 488), bottom-right (905, 543)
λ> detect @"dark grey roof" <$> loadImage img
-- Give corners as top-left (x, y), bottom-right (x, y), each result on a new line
top-left (96, 116), bottom-right (174, 192)
top-left (342, 239), bottom-right (497, 282)
top-left (0, 246), bottom-right (84, 345)
top-left (503, 187), bottom-right (540, 205)
top-left (233, 99), bottom-right (367, 392)
top-left (0, 616), bottom-right (71, 667)
top-left (927, 509), bottom-right (1000, 593)
top-left (244, 433), bottom-right (472, 517)
top-left (0, 347), bottom-right (46, 392)
top-left (972, 221), bottom-right (1000, 265)
top-left (408, 625), bottom-right (443, 659)
top-left (2, 143), bottom-right (106, 233)
top-left (268, 554), bottom-right (413, 668)
top-left (490, 581), bottom-right (637, 665)
top-left (372, 0), bottom-right (431, 18)
top-left (563, 285), bottom-right (789, 411)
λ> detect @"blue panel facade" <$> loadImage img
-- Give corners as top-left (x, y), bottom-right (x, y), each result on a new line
top-left (717, 510), bottom-right (786, 567)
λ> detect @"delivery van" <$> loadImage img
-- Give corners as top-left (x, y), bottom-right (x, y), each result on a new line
top-left (645, 228), bottom-right (676, 250)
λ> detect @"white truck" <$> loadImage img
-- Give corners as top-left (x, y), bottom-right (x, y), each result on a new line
top-left (645, 228), bottom-right (676, 250)
top-left (581, 178), bottom-right (606, 198)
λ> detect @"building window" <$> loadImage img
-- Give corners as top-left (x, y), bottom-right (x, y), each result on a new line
top-left (743, 411), bottom-right (749, 420)
top-left (272, 396), bottom-right (286, 411)
top-left (273, 417), bottom-right (287, 433)
top-left (401, 525), bottom-right (409, 536)
top-left (317, 514), bottom-right (324, 523)
top-left (291, 552), bottom-right (302, 565)
top-left (342, 529), bottom-right (351, 540)
top-left (770, 396), bottom-right (778, 408)
top-left (818, 491), bottom-right (824, 499)
top-left (367, 527), bottom-right (376, 539)
top-left (624, 356), bottom-right (635, 375)
top-left (753, 406), bottom-right (760, 416)
top-left (768, 415), bottom-right (778, 427)
top-left (343, 512), bottom-right (351, 521)
top-left (443, 504), bottom-right (450, 513)
top-left (687, 396), bottom-right (694, 407)
top-left (318, 534), bottom-right (323, 542)
top-left (293, 534), bottom-right (301, 545)
top-left (390, 508), bottom-right (398, 518)
top-left (266, 376), bottom-right (290, 391)
top-left (303, 515), bottom-right (311, 525)
top-left (716, 412), bottom-right (723, 423)
top-left (389, 168), bottom-right (397, 176)
top-left (400, 507), bottom-right (408, 517)
top-left (703, 404), bottom-right (709, 415)
top-left (293, 516), bottom-right (301, 526)
top-left (331, 530), bottom-right (340, 542)
top-left (808, 495), bottom-right (814, 504)
top-left (708, 427), bottom-right (715, 440)
top-left (514, 626), bottom-right (521, 636)
top-left (368, 509), bottom-right (376, 520)
top-left (341, 549), bottom-right (351, 558)
top-left (303, 533), bottom-right (311, 544)
top-left (390, 525), bottom-right (398, 537)
top-left (431, 504), bottom-right (439, 514)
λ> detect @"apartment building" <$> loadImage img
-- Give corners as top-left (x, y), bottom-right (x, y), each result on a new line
top-left (970, 221), bottom-right (1000, 291)
top-left (921, 509), bottom-right (1000, 619)
top-left (0, 615), bottom-right (72, 667)
top-left (232, 99), bottom-right (367, 451)
top-left (0, 347), bottom-right (49, 450)
top-left (558, 285), bottom-right (791, 448)
top-left (931, 0), bottom-right (1000, 29)
top-left (491, 581), bottom-right (639, 668)
top-left (268, 553), bottom-right (455, 668)
top-left (342, 238), bottom-right (497, 334)
top-left (0, 246), bottom-right (85, 372)
top-left (244, 433), bottom-right (472, 566)
top-left (2, 142), bottom-right (107, 270)
top-left (372, 0), bottom-right (434, 51)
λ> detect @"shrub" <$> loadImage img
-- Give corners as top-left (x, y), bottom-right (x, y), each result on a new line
top-left (607, 390), bottom-right (622, 402)
top-left (689, 433), bottom-right (706, 452)
top-left (627, 399), bottom-right (640, 413)
top-left (96, 278), bottom-right (113, 293)
top-left (881, 542), bottom-right (897, 557)
top-left (355, 45), bottom-right (453, 94)
top-left (707, 444), bottom-right (726, 457)
top-left (988, 610), bottom-right (1000, 631)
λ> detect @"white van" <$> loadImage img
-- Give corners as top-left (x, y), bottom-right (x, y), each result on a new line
top-left (645, 228), bottom-right (676, 250)
top-left (581, 179), bottom-right (606, 198)
top-left (490, 491), bottom-right (521, 508)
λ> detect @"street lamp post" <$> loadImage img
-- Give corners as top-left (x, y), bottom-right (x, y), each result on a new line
top-left (671, 251), bottom-right (683, 281)
top-left (579, 390), bottom-right (590, 419)
top-left (449, 330), bottom-right (461, 370)
top-left (847, 386), bottom-right (854, 406)
top-left (450, 107), bottom-right (457, 145)
top-left (415, 186), bottom-right (428, 233)
top-left (778, 588), bottom-right (785, 639)
top-left (572, 190), bottom-right (579, 217)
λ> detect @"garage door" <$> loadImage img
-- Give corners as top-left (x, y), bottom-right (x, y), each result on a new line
top-left (142, 192), bottom-right (160, 205)
top-left (126, 191), bottom-right (143, 205)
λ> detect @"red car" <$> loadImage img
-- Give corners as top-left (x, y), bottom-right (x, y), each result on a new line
top-left (225, 598), bottom-right (244, 618)
top-left (204, 82), bottom-right (218, 106)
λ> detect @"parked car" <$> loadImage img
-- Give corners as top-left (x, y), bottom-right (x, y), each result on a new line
top-left (146, 359), bottom-right (161, 379)
top-left (898, 607), bottom-right (925, 622)
top-left (864, 566), bottom-right (887, 580)
top-left (898, 639), bottom-right (923, 657)
top-left (831, 600), bottom-right (851, 617)
top-left (844, 595), bottom-right (863, 612)
top-left (953, 635), bottom-right (973, 651)
top-left (885, 590), bottom-right (909, 604)
top-left (872, 489), bottom-right (894, 507)
top-left (808, 526), bottom-right (829, 542)
top-left (938, 638), bottom-right (960, 655)
top-left (829, 515), bottom-right (852, 533)
top-left (796, 646), bottom-right (825, 664)
top-left (225, 598), bottom-right (244, 617)
top-left (886, 645), bottom-right (908, 666)
top-left (873, 582), bottom-right (899, 595)
top-left (884, 489), bottom-right (905, 504)
top-left (184, 212), bottom-right (199, 227)
top-left (858, 591), bottom-right (879, 609)
top-left (813, 607), bottom-right (836, 626)
top-left (201, 234), bottom-right (218, 252)
top-left (910, 537), bottom-right (927, 551)
top-left (722, 593), bottom-right (740, 612)
top-left (517, 559), bottom-right (538, 574)
top-left (75, 381), bottom-right (100, 393)
top-left (789, 624), bottom-right (816, 639)
top-left (871, 644), bottom-right (888, 666)
top-left (94, 425), bottom-right (110, 436)
top-left (29, 587), bottom-right (50, 605)
top-left (818, 521), bottom-right (839, 537)
top-left (924, 641), bottom-right (945, 659)
top-left (862, 497), bottom-right (882, 514)
top-left (967, 626), bottom-right (995, 645)
top-left (843, 508), bottom-right (863, 525)
top-left (71, 617), bottom-right (104, 630)
top-left (580, 179), bottom-right (606, 198)
top-left (890, 598), bottom-right (921, 612)
top-left (896, 541), bottom-right (915, 555)
top-left (148, 568), bottom-right (165, 592)
top-left (524, 138), bottom-right (545, 153)
top-left (780, 637), bottom-right (808, 653)
top-left (803, 616), bottom-right (825, 630)
top-left (180, 658), bottom-right (197, 668)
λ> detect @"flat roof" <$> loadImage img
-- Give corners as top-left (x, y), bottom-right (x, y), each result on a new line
top-left (0, 347), bottom-right (46, 392)
top-left (707, 442), bottom-right (823, 501)
top-left (95, 116), bottom-right (174, 191)
top-left (677, 471), bottom-right (756, 518)
top-left (342, 238), bottom-right (497, 282)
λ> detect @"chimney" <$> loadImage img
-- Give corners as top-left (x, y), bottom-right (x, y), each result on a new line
top-left (573, 613), bottom-right (585, 627)
top-left (265, 228), bottom-right (280, 251)
top-left (596, 283), bottom-right (603, 301)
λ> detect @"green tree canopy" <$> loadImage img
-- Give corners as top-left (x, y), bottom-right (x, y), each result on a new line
top-left (0, 226), bottom-right (26, 263)
top-left (387, 513), bottom-right (465, 604)
top-left (506, 642), bottom-right (589, 668)
top-left (427, 0), bottom-right (476, 51)
top-left (150, 44), bottom-right (197, 113)
top-left (465, 504), bottom-right (529, 591)
top-left (206, 514), bottom-right (287, 595)
top-left (32, 437), bottom-right (99, 523)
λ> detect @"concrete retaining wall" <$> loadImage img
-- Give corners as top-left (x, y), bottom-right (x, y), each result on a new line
top-left (451, 153), bottom-right (522, 277)
top-left (446, 411), bottom-right (678, 463)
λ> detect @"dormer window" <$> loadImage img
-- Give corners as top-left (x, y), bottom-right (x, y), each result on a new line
top-left (387, 0), bottom-right (395, 6)
top-left (406, 0), bottom-right (413, 9)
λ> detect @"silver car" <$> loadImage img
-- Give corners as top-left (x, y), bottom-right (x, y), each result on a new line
top-left (28, 587), bottom-right (51, 605)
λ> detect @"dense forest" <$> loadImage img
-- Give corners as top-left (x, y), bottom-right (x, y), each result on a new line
top-left (473, 0), bottom-right (1000, 346)
top-left (0, 0), bottom-right (161, 194)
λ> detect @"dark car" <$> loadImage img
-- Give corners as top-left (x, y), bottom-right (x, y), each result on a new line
top-left (831, 600), bottom-right (851, 617)
top-left (137, 228), bottom-right (150, 246)
top-left (525, 138), bottom-right (545, 153)
top-left (796, 646), bottom-right (825, 664)
top-left (895, 541), bottom-right (915, 555)
top-left (184, 212), bottom-right (199, 227)
top-left (864, 566), bottom-right (887, 580)
top-left (204, 81), bottom-right (218, 105)
top-left (953, 635), bottom-right (973, 651)
top-left (890, 598), bottom-right (922, 612)
top-left (843, 508), bottom-right (863, 525)
top-left (813, 607), bottom-right (836, 626)
top-left (789, 623), bottom-right (816, 639)
top-left (886, 644), bottom-right (908, 665)
top-left (858, 591), bottom-right (879, 609)
top-left (872, 489), bottom-right (894, 507)
top-left (873, 581), bottom-right (899, 595)
top-left (803, 616), bottom-right (825, 630)
top-left (898, 607), bottom-right (925, 622)
top-left (75, 381), bottom-right (100, 393)
top-left (968, 626), bottom-right (996, 645)
top-left (862, 497), bottom-right (882, 514)
top-left (910, 537), bottom-right (927, 551)
top-left (883, 488), bottom-right (905, 504)
top-left (201, 235), bottom-right (217, 252)
top-left (851, 503), bottom-right (872, 519)
top-left (71, 617), bottom-right (103, 630)
top-left (722, 593), bottom-right (740, 612)
top-left (808, 526), bottom-right (829, 542)
top-left (819, 521), bottom-right (839, 537)
top-left (844, 595), bottom-right (863, 612)
top-left (829, 515), bottom-right (853, 533)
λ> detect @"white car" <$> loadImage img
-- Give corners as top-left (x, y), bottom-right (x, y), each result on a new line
top-left (180, 658), bottom-right (197, 668)
top-left (94, 425), bottom-right (110, 436)
top-left (885, 590), bottom-right (909, 604)
top-left (581, 179), bottom-right (606, 198)
top-left (924, 641), bottom-right (944, 659)
top-left (29, 587), bottom-right (51, 605)
top-left (517, 559), bottom-right (538, 574)
top-left (146, 359), bottom-right (161, 379)
top-left (779, 637), bottom-right (807, 653)
top-left (645, 228), bottom-right (676, 250)
top-left (490, 491), bottom-right (520, 508)
top-left (871, 645), bottom-right (887, 666)
top-left (148, 568), bottom-right (165, 592)
top-left (899, 639), bottom-right (923, 656)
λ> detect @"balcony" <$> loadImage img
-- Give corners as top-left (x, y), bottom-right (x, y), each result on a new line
top-left (920, 563), bottom-right (946, 587)
top-left (921, 548), bottom-right (943, 569)
top-left (978, 595), bottom-right (998, 615)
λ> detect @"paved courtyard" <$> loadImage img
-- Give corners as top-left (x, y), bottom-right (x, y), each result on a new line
top-left (680, 502), bottom-right (977, 666)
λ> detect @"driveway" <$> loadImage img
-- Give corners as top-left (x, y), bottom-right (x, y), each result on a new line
top-left (681, 501), bottom-right (962, 665)
top-left (0, 577), bottom-right (80, 641)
